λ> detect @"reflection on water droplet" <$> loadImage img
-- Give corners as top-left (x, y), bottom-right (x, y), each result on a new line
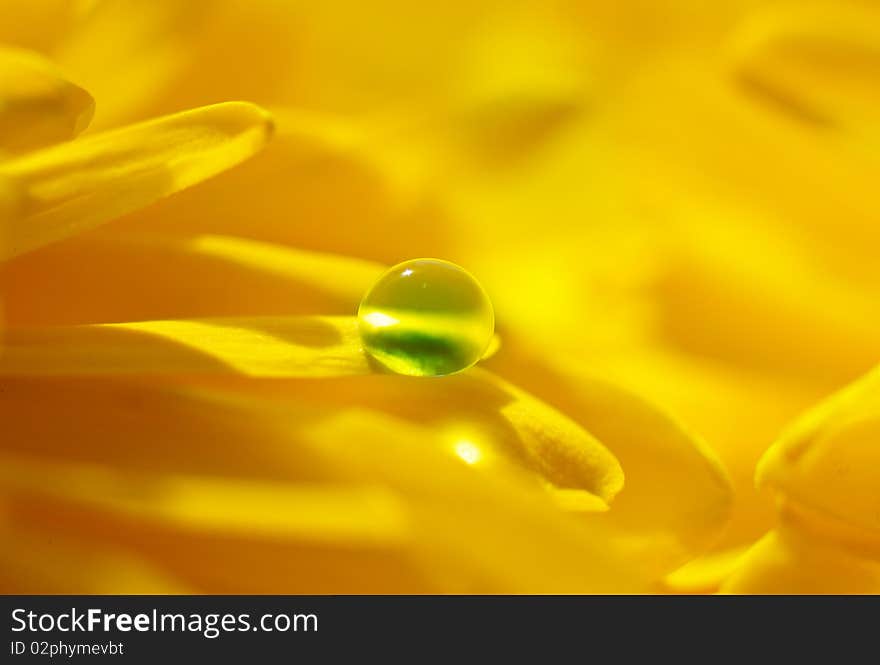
top-left (358, 258), bottom-right (495, 377)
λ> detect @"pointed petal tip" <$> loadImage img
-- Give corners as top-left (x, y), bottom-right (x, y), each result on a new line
top-left (0, 46), bottom-right (97, 152)
top-left (0, 100), bottom-right (276, 261)
top-left (204, 100), bottom-right (275, 142)
top-left (72, 89), bottom-right (96, 136)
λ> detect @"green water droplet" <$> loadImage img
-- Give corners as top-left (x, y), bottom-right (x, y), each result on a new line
top-left (358, 258), bottom-right (495, 377)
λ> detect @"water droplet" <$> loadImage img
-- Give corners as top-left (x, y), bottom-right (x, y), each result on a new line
top-left (358, 258), bottom-right (495, 377)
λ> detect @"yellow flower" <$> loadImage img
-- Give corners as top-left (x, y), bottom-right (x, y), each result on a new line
top-left (1, 0), bottom-right (879, 594)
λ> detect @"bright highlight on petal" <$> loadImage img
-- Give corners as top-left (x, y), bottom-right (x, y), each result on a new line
top-left (0, 101), bottom-right (273, 260)
top-left (209, 367), bottom-right (624, 506)
top-left (453, 440), bottom-right (482, 465)
top-left (0, 46), bottom-right (94, 154)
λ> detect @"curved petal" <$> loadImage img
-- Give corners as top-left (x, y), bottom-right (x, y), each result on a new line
top-left (568, 344), bottom-right (821, 553)
top-left (757, 365), bottom-right (880, 535)
top-left (478, 368), bottom-right (623, 502)
top-left (722, 502), bottom-right (880, 594)
top-left (212, 369), bottom-right (624, 503)
top-left (664, 546), bottom-right (749, 594)
top-left (0, 389), bottom-right (635, 592)
top-left (244, 372), bottom-right (624, 502)
top-left (488, 345), bottom-right (733, 577)
top-left (729, 366), bottom-right (880, 592)
top-left (0, 101), bottom-right (273, 260)
top-left (0, 46), bottom-right (94, 154)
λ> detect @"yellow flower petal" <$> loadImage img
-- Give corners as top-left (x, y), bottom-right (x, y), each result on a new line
top-left (489, 345), bottom-right (732, 577)
top-left (480, 368), bottom-right (623, 502)
top-left (0, 46), bottom-right (94, 154)
top-left (0, 377), bottom-right (333, 481)
top-left (722, 502), bottom-right (880, 594)
top-left (757, 365), bottom-right (880, 535)
top-left (0, 523), bottom-right (193, 594)
top-left (197, 369), bottom-right (623, 504)
top-left (1, 234), bottom-right (383, 326)
top-left (0, 101), bottom-right (273, 260)
top-left (0, 305), bottom-right (622, 503)
top-left (305, 409), bottom-right (633, 591)
top-left (1, 233), bottom-right (619, 501)
top-left (723, 367), bottom-right (880, 593)
top-left (0, 388), bottom-right (635, 592)
top-left (582, 57), bottom-right (880, 285)
top-left (577, 379), bottom-right (732, 575)
top-left (664, 546), bottom-right (749, 594)
top-left (92, 109), bottom-right (445, 262)
top-left (54, 1), bottom-right (214, 127)
top-left (0, 456), bottom-right (427, 593)
top-left (451, 110), bottom-right (880, 555)
top-left (0, 374), bottom-right (618, 503)
top-left (573, 342), bottom-right (823, 553)
top-left (0, 315), bottom-right (370, 377)
top-left (0, 453), bottom-right (409, 547)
